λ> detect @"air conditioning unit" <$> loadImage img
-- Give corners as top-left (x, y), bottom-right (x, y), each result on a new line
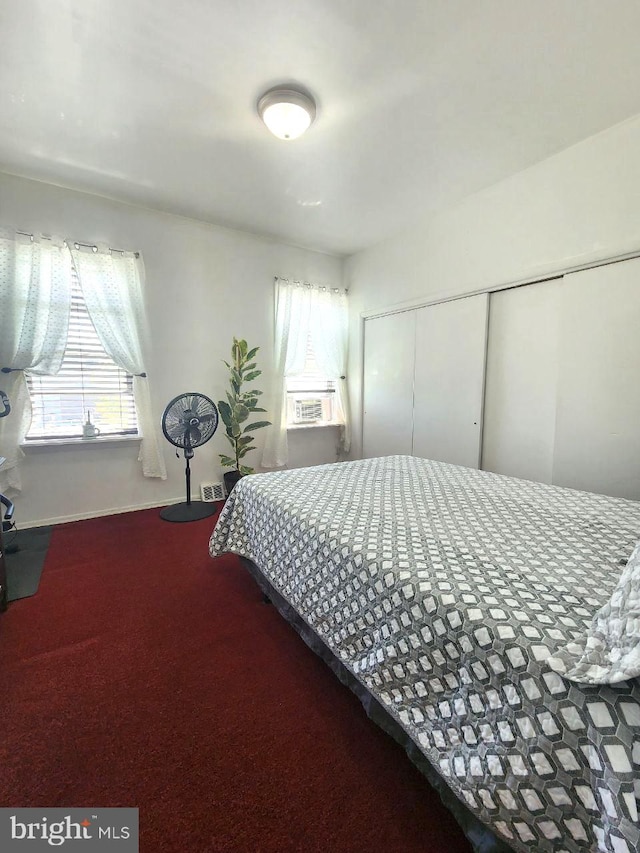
top-left (294, 399), bottom-right (323, 423)
top-left (200, 481), bottom-right (225, 502)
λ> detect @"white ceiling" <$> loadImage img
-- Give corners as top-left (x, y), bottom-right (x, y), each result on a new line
top-left (2, 0), bottom-right (640, 256)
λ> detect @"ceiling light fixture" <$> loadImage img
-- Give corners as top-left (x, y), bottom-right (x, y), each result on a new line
top-left (257, 86), bottom-right (316, 140)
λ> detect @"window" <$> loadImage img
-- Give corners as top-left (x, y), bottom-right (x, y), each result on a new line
top-left (286, 333), bottom-right (338, 426)
top-left (25, 269), bottom-right (138, 440)
top-left (263, 278), bottom-right (349, 468)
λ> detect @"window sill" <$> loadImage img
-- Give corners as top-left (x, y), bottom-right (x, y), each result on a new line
top-left (22, 435), bottom-right (142, 451)
top-left (287, 422), bottom-right (342, 431)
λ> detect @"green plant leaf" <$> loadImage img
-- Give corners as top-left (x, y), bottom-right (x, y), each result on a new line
top-left (251, 407), bottom-right (268, 413)
top-left (226, 391), bottom-right (236, 409)
top-left (236, 445), bottom-right (255, 459)
top-left (231, 422), bottom-right (242, 438)
top-left (245, 389), bottom-right (263, 396)
top-left (237, 435), bottom-right (254, 447)
top-left (239, 465), bottom-right (255, 475)
top-left (244, 420), bottom-right (271, 432)
top-left (218, 400), bottom-right (233, 428)
top-left (244, 370), bottom-right (261, 382)
top-left (219, 454), bottom-right (236, 468)
top-left (238, 339), bottom-right (248, 357)
top-left (231, 368), bottom-right (242, 386)
top-left (233, 403), bottom-right (250, 423)
top-left (246, 347), bottom-right (259, 360)
top-left (232, 341), bottom-right (240, 364)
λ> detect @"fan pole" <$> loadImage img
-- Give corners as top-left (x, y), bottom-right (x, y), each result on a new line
top-left (185, 456), bottom-right (192, 506)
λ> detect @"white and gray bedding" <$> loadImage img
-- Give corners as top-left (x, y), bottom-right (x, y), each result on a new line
top-left (548, 538), bottom-right (640, 686)
top-left (209, 455), bottom-right (640, 853)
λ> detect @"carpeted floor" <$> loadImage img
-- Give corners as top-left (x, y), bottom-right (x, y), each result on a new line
top-left (0, 508), bottom-right (471, 853)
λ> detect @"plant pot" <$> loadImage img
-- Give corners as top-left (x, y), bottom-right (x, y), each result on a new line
top-left (223, 470), bottom-right (243, 496)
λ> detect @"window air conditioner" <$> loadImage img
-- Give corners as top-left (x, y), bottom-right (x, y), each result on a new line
top-left (294, 399), bottom-right (323, 423)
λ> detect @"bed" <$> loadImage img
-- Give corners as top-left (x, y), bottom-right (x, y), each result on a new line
top-left (209, 455), bottom-right (640, 853)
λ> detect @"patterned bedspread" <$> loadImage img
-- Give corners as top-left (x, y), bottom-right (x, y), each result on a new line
top-left (209, 456), bottom-right (640, 853)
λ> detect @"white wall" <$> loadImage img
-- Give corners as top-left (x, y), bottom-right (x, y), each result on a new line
top-left (0, 172), bottom-right (343, 526)
top-left (346, 113), bottom-right (640, 459)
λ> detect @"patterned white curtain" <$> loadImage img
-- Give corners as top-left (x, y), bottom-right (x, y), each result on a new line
top-left (262, 278), bottom-right (349, 468)
top-left (70, 246), bottom-right (166, 479)
top-left (0, 229), bottom-right (72, 492)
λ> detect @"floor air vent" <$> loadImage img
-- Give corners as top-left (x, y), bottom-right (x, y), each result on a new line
top-left (200, 482), bottom-right (224, 502)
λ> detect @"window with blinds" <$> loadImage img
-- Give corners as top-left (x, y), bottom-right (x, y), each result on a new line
top-left (286, 335), bottom-right (337, 425)
top-left (25, 269), bottom-right (139, 440)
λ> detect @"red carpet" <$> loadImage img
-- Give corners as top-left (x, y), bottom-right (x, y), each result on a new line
top-left (0, 508), bottom-right (471, 853)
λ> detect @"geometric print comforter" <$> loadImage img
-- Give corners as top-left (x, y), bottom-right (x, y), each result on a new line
top-left (209, 456), bottom-right (640, 853)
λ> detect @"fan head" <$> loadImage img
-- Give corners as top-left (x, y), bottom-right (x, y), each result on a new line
top-left (162, 393), bottom-right (219, 451)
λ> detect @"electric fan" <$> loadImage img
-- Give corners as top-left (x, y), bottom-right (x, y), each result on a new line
top-left (160, 392), bottom-right (219, 522)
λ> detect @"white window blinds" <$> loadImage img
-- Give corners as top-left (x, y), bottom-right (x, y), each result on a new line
top-left (25, 268), bottom-right (138, 440)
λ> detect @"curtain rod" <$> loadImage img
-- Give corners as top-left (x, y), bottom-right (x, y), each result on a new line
top-left (274, 275), bottom-right (347, 294)
top-left (15, 230), bottom-right (140, 259)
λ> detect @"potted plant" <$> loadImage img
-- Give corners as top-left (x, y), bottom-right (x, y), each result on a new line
top-left (218, 338), bottom-right (270, 494)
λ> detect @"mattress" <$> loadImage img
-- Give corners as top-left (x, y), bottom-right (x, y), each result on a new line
top-left (209, 455), bottom-right (640, 852)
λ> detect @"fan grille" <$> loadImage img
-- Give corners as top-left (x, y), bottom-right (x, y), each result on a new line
top-left (162, 393), bottom-right (219, 449)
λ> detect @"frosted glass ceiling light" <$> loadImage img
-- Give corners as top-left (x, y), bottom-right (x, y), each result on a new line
top-left (257, 87), bottom-right (316, 140)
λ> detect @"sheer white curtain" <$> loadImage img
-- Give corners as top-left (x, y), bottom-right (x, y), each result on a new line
top-left (311, 286), bottom-right (350, 455)
top-left (70, 245), bottom-right (166, 479)
top-left (0, 229), bottom-right (72, 492)
top-left (261, 279), bottom-right (311, 467)
top-left (262, 278), bottom-right (349, 468)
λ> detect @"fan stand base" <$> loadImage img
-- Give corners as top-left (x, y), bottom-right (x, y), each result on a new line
top-left (160, 501), bottom-right (218, 523)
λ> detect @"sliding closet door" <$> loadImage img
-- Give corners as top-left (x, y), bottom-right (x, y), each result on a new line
top-left (552, 259), bottom-right (640, 500)
top-left (482, 279), bottom-right (561, 483)
top-left (363, 311), bottom-right (415, 458)
top-left (412, 293), bottom-right (488, 468)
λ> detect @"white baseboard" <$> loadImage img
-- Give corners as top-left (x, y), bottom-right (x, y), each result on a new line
top-left (22, 497), bottom-right (188, 529)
